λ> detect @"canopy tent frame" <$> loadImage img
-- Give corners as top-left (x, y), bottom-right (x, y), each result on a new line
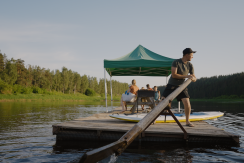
top-left (105, 67), bottom-right (171, 76)
top-left (103, 45), bottom-right (179, 112)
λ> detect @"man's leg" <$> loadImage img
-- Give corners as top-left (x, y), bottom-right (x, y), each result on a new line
top-left (181, 98), bottom-right (193, 126)
top-left (160, 96), bottom-right (165, 101)
top-left (120, 97), bottom-right (123, 106)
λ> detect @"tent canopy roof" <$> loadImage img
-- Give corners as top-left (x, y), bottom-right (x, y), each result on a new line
top-left (104, 45), bottom-right (176, 76)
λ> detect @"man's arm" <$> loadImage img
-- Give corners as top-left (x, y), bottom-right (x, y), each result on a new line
top-left (171, 67), bottom-right (197, 81)
top-left (171, 67), bottom-right (192, 79)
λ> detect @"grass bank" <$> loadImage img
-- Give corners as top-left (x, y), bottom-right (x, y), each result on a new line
top-left (0, 93), bottom-right (121, 102)
top-left (1, 93), bottom-right (244, 103)
top-left (190, 98), bottom-right (244, 102)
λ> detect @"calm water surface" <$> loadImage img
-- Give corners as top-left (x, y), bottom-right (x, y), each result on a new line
top-left (0, 101), bottom-right (244, 163)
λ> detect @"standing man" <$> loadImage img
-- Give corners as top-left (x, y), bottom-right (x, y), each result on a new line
top-left (161, 48), bottom-right (197, 127)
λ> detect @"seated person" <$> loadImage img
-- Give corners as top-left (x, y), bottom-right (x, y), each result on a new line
top-left (119, 85), bottom-right (131, 110)
top-left (146, 84), bottom-right (153, 91)
top-left (120, 79), bottom-right (139, 113)
top-left (153, 86), bottom-right (161, 102)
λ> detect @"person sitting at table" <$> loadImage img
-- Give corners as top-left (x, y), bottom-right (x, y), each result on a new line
top-left (120, 79), bottom-right (139, 113)
top-left (146, 84), bottom-right (153, 91)
top-left (154, 86), bottom-right (161, 102)
top-left (119, 85), bottom-right (131, 110)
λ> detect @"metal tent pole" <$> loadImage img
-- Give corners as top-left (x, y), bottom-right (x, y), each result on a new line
top-left (104, 68), bottom-right (108, 112)
top-left (110, 75), bottom-right (113, 111)
top-left (178, 101), bottom-right (180, 113)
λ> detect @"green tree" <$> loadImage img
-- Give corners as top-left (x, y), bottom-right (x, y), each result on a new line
top-left (32, 66), bottom-right (45, 87)
top-left (1, 58), bottom-right (17, 85)
top-left (93, 77), bottom-right (99, 93)
top-left (53, 69), bottom-right (61, 91)
top-left (25, 65), bottom-right (33, 87)
top-left (15, 59), bottom-right (28, 86)
top-left (98, 78), bottom-right (105, 96)
top-left (0, 53), bottom-right (4, 73)
top-left (42, 69), bottom-right (52, 91)
top-left (88, 76), bottom-right (93, 90)
top-left (61, 67), bottom-right (69, 93)
top-left (67, 69), bottom-right (74, 94)
top-left (80, 75), bottom-right (89, 94)
top-left (73, 72), bottom-right (81, 94)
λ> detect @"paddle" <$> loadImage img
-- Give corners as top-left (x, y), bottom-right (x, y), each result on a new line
top-left (79, 79), bottom-right (192, 163)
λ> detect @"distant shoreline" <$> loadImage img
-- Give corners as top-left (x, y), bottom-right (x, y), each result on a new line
top-left (0, 94), bottom-right (121, 102)
top-left (190, 98), bottom-right (244, 102)
top-left (0, 94), bottom-right (243, 103)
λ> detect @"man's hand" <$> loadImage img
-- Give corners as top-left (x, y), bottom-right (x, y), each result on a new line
top-left (186, 75), bottom-right (193, 79)
top-left (187, 75), bottom-right (197, 82)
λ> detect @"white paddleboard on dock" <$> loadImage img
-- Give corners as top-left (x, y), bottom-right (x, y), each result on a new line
top-left (109, 111), bottom-right (224, 123)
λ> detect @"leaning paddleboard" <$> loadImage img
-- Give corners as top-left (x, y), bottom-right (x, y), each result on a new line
top-left (109, 111), bottom-right (224, 123)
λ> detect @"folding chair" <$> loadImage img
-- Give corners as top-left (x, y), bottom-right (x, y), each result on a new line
top-left (137, 90), bottom-right (155, 113)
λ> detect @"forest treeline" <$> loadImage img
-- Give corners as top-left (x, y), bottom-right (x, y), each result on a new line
top-left (188, 72), bottom-right (244, 99)
top-left (0, 52), bottom-right (128, 96)
top-left (158, 72), bottom-right (244, 99)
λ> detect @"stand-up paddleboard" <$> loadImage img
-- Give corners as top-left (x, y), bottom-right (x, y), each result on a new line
top-left (109, 111), bottom-right (224, 123)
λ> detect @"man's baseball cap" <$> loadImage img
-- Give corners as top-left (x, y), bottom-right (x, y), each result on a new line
top-left (183, 48), bottom-right (196, 55)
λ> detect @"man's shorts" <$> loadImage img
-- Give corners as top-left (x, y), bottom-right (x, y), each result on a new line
top-left (162, 84), bottom-right (190, 101)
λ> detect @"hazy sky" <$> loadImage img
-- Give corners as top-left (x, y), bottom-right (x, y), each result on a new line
top-left (0, 1), bottom-right (243, 88)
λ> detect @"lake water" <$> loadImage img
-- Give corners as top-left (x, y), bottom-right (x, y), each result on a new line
top-left (0, 101), bottom-right (244, 163)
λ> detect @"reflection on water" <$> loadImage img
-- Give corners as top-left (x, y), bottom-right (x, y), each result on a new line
top-left (0, 101), bottom-right (244, 163)
top-left (0, 101), bottom-right (116, 163)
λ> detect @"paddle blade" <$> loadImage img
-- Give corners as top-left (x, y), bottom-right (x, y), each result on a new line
top-left (79, 140), bottom-right (126, 163)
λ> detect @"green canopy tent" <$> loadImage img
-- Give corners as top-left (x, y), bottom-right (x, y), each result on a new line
top-left (103, 45), bottom-right (176, 111)
top-left (104, 45), bottom-right (175, 76)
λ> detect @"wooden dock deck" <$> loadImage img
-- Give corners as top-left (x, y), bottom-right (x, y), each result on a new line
top-left (52, 107), bottom-right (239, 144)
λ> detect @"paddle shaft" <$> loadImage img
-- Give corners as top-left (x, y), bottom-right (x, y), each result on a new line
top-left (79, 79), bottom-right (192, 163)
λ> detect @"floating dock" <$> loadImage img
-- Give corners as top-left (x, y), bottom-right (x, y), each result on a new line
top-left (52, 107), bottom-right (239, 144)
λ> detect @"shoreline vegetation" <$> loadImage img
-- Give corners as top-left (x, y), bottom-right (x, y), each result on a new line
top-left (190, 98), bottom-right (244, 102)
top-left (0, 52), bottom-right (128, 101)
top-left (0, 93), bottom-right (121, 102)
top-left (1, 93), bottom-right (244, 102)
